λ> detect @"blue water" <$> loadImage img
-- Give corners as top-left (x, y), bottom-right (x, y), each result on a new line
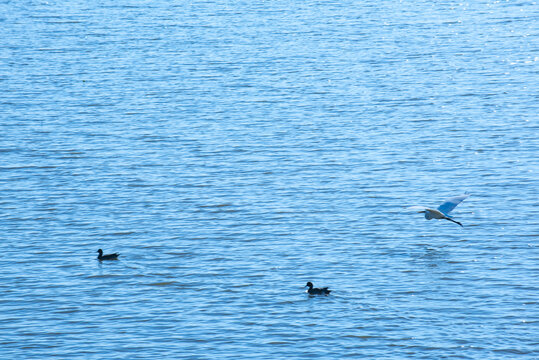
top-left (1, 1), bottom-right (538, 358)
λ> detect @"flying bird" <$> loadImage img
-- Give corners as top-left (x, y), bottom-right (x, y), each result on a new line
top-left (408, 194), bottom-right (469, 227)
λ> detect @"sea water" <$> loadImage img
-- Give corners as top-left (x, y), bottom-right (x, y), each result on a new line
top-left (1, 1), bottom-right (537, 358)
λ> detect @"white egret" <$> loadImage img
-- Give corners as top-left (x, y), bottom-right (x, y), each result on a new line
top-left (408, 194), bottom-right (469, 227)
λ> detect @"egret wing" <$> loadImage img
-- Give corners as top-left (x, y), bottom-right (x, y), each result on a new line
top-left (437, 194), bottom-right (469, 215)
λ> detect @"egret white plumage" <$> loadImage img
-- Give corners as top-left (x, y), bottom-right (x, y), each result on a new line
top-left (408, 194), bottom-right (469, 227)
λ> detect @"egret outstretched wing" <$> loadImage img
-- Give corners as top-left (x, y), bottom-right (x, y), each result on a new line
top-left (437, 194), bottom-right (469, 215)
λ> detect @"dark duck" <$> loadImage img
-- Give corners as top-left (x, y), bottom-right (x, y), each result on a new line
top-left (97, 249), bottom-right (119, 261)
top-left (305, 282), bottom-right (331, 295)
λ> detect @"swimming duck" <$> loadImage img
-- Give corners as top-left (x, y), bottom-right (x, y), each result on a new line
top-left (305, 281), bottom-right (331, 295)
top-left (97, 249), bottom-right (119, 261)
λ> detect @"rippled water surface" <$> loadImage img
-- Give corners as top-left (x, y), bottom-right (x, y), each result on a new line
top-left (1, 1), bottom-right (538, 359)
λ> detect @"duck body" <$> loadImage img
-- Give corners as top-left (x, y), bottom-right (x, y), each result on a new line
top-left (97, 249), bottom-right (119, 261)
top-left (305, 281), bottom-right (331, 295)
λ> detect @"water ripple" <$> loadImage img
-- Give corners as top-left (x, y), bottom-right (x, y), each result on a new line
top-left (1, 0), bottom-right (538, 359)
